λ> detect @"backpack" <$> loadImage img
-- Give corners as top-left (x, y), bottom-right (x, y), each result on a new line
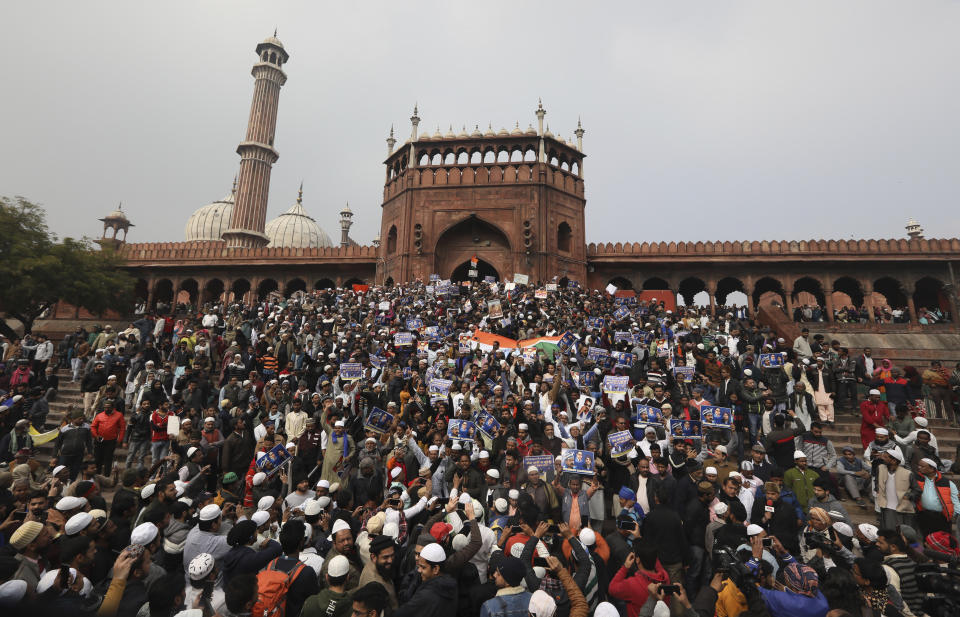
top-left (252, 557), bottom-right (306, 617)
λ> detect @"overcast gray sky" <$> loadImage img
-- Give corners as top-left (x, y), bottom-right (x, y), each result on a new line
top-left (2, 1), bottom-right (958, 247)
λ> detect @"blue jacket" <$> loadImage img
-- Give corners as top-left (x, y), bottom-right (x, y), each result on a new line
top-left (758, 587), bottom-right (829, 617)
top-left (479, 590), bottom-right (533, 617)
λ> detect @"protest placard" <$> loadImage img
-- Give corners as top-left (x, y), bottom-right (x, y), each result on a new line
top-left (605, 283), bottom-right (618, 295)
top-left (364, 407), bottom-right (394, 434)
top-left (484, 275), bottom-right (496, 283)
top-left (587, 347), bottom-right (609, 363)
top-left (612, 351), bottom-right (635, 368)
top-left (672, 366), bottom-right (695, 383)
top-left (474, 410), bottom-right (501, 439)
top-left (257, 443), bottom-right (292, 478)
top-left (167, 415), bottom-right (180, 437)
top-left (513, 273), bottom-right (529, 285)
top-left (379, 301), bottom-right (391, 311)
top-left (339, 363), bottom-right (362, 381)
top-left (428, 378), bottom-right (453, 398)
top-left (700, 406), bottom-right (733, 429)
top-left (632, 404), bottom-right (664, 427)
top-left (394, 332), bottom-right (415, 346)
top-left (447, 419), bottom-right (477, 443)
top-left (758, 353), bottom-right (785, 368)
top-left (561, 448), bottom-right (596, 476)
top-left (567, 280), bottom-right (580, 289)
top-left (524, 454), bottom-right (555, 476)
top-left (602, 375), bottom-right (629, 394)
top-left (402, 367), bottom-right (412, 379)
top-left (613, 306), bottom-right (630, 321)
top-left (535, 289), bottom-right (548, 300)
top-left (608, 430), bottom-right (636, 457)
top-left (557, 331), bottom-right (577, 353)
top-left (586, 317), bottom-right (605, 330)
top-left (406, 318), bottom-right (423, 330)
top-left (545, 283), bottom-right (558, 291)
top-left (487, 299), bottom-right (504, 319)
top-left (668, 419), bottom-right (703, 440)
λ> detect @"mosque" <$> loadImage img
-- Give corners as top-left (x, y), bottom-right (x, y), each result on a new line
top-left (81, 34), bottom-right (959, 334)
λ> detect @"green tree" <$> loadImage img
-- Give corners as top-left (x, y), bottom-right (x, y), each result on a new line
top-left (0, 196), bottom-right (134, 336)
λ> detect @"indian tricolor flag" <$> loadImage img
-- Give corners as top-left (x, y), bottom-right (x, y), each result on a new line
top-left (470, 255), bottom-right (478, 268)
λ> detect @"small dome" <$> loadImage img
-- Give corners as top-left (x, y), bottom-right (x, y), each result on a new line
top-left (497, 127), bottom-right (509, 136)
top-left (260, 35), bottom-right (284, 50)
top-left (103, 206), bottom-right (128, 221)
top-left (471, 125), bottom-right (483, 138)
top-left (265, 193), bottom-right (332, 248)
top-left (525, 124), bottom-right (537, 136)
top-left (432, 126), bottom-right (442, 139)
top-left (484, 124), bottom-right (495, 137)
top-left (544, 125), bottom-right (554, 138)
top-left (457, 126), bottom-right (468, 138)
top-left (511, 122), bottom-right (523, 136)
top-left (185, 191), bottom-right (235, 242)
top-left (419, 132), bottom-right (431, 141)
top-left (444, 125), bottom-right (455, 139)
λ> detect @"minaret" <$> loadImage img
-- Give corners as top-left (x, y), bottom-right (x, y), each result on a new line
top-left (223, 33), bottom-right (289, 249)
top-left (339, 202), bottom-right (354, 247)
top-left (906, 218), bottom-right (924, 240)
top-left (386, 125), bottom-right (396, 155)
top-left (535, 99), bottom-right (546, 162)
top-left (574, 117), bottom-right (585, 176)
top-left (409, 104), bottom-right (420, 167)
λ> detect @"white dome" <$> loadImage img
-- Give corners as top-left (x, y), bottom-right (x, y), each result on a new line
top-left (185, 192), bottom-right (234, 242)
top-left (265, 195), bottom-right (332, 249)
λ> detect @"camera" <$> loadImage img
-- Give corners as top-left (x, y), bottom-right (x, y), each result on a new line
top-left (803, 531), bottom-right (835, 553)
top-left (712, 547), bottom-right (757, 597)
top-left (916, 564), bottom-right (960, 617)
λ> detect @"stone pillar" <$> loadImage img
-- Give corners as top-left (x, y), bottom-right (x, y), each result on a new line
top-left (822, 276), bottom-right (834, 322)
top-left (783, 277), bottom-right (794, 317)
top-left (906, 295), bottom-right (918, 323)
top-left (707, 281), bottom-right (717, 318)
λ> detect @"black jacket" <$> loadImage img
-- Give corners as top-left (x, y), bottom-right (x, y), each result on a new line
top-left (641, 504), bottom-right (689, 566)
top-left (395, 573), bottom-right (459, 617)
top-left (220, 542), bottom-right (283, 585)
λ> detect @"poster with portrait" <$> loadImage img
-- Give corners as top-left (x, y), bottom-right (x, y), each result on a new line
top-left (614, 331), bottom-right (633, 343)
top-left (474, 410), bottom-right (501, 439)
top-left (700, 405), bottom-right (733, 429)
top-left (394, 332), bottom-right (415, 347)
top-left (587, 346), bottom-right (609, 363)
top-left (672, 366), bottom-right (695, 383)
top-left (632, 404), bottom-right (664, 427)
top-left (365, 407), bottom-right (395, 434)
top-left (545, 283), bottom-right (558, 292)
top-left (572, 371), bottom-right (594, 389)
top-left (561, 448), bottom-right (596, 476)
top-left (406, 318), bottom-right (424, 330)
top-left (447, 419), bottom-right (477, 443)
top-left (758, 353), bottom-right (785, 368)
top-left (567, 280), bottom-right (580, 289)
top-left (607, 430), bottom-right (636, 458)
top-left (339, 363), bottom-right (362, 381)
top-left (668, 419), bottom-right (703, 440)
top-left (402, 367), bottom-right (413, 379)
top-left (602, 375), bottom-right (629, 395)
top-left (557, 331), bottom-right (578, 353)
top-left (576, 396), bottom-right (596, 423)
top-left (429, 378), bottom-right (453, 400)
top-left (612, 351), bottom-right (635, 368)
top-left (487, 299), bottom-right (504, 320)
top-left (586, 317), bottom-right (605, 330)
top-left (484, 276), bottom-right (496, 283)
top-left (369, 355), bottom-right (385, 369)
top-left (257, 443), bottom-right (292, 478)
top-left (613, 306), bottom-right (631, 321)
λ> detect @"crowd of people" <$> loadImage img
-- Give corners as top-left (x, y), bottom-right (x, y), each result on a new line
top-left (0, 278), bottom-right (959, 617)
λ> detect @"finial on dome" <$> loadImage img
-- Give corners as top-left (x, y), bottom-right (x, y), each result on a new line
top-left (389, 124), bottom-right (394, 138)
top-left (538, 98), bottom-right (543, 110)
top-left (274, 27), bottom-right (278, 37)
top-left (297, 181), bottom-right (303, 205)
top-left (231, 174), bottom-right (238, 195)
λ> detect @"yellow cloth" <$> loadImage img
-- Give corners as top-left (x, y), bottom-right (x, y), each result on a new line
top-left (715, 579), bottom-right (748, 617)
top-left (28, 425), bottom-right (60, 445)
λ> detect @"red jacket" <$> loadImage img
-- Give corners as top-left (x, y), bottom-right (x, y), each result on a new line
top-left (91, 411), bottom-right (126, 442)
top-left (609, 561), bottom-right (671, 617)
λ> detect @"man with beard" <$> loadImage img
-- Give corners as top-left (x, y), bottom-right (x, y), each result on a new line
top-left (320, 518), bottom-right (363, 590)
top-left (358, 534), bottom-right (399, 611)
